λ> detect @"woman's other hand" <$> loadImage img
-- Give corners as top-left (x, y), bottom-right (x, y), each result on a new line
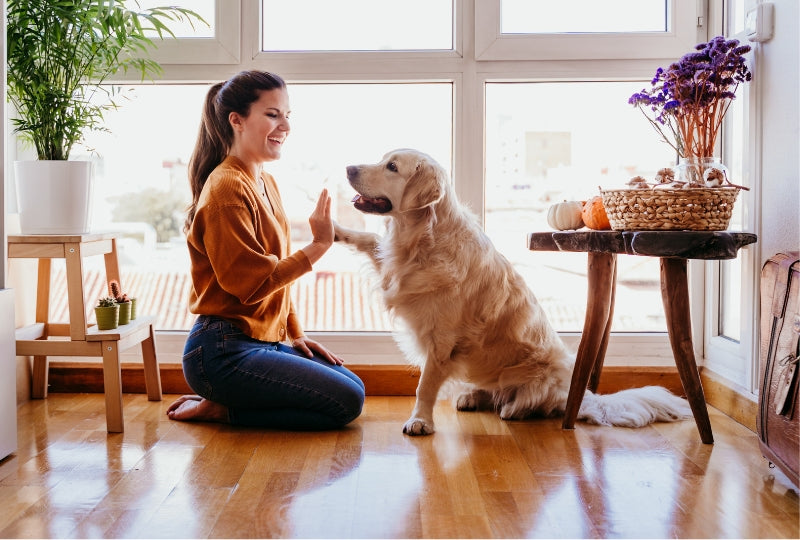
top-left (292, 336), bottom-right (345, 366)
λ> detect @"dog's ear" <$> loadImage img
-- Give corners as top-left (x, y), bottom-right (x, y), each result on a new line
top-left (399, 159), bottom-right (445, 212)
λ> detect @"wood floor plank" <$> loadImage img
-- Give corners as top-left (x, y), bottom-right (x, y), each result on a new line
top-left (2, 394), bottom-right (797, 539)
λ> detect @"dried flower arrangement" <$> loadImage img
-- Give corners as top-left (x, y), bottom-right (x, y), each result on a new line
top-left (628, 35), bottom-right (752, 161)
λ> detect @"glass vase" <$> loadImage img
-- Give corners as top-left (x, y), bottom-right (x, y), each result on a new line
top-left (676, 156), bottom-right (729, 187)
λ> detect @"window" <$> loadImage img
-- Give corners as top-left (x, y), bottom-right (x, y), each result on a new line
top-left (261, 0), bottom-right (453, 51)
top-left (702, 0), bottom-right (760, 392)
top-left (476, 0), bottom-right (702, 60)
top-left (249, 82), bottom-right (453, 331)
top-left (143, 0), bottom-right (240, 64)
top-left (485, 82), bottom-right (674, 331)
top-left (138, 0), bottom-right (216, 38)
top-left (30, 1), bottom-right (721, 365)
top-left (501, 0), bottom-right (669, 34)
top-left (81, 83), bottom-right (452, 331)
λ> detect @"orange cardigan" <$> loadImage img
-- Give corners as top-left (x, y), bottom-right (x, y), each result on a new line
top-left (186, 156), bottom-right (312, 342)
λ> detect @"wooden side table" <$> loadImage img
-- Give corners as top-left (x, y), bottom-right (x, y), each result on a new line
top-left (9, 233), bottom-right (162, 433)
top-left (527, 230), bottom-right (757, 444)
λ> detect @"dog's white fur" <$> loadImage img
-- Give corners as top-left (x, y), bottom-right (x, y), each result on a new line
top-left (335, 149), bottom-right (692, 435)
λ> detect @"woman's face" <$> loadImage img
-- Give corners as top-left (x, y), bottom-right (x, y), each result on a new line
top-left (231, 87), bottom-right (291, 164)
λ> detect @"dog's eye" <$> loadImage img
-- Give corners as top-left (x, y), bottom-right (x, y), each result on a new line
top-left (387, 162), bottom-right (398, 172)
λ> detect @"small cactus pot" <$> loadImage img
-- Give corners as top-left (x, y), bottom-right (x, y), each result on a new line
top-left (129, 297), bottom-right (137, 320)
top-left (117, 301), bottom-right (132, 325)
top-left (95, 304), bottom-right (119, 330)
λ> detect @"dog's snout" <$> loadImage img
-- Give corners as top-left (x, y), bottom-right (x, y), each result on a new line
top-left (346, 165), bottom-right (359, 180)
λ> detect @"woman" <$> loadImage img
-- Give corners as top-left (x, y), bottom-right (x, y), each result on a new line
top-left (166, 70), bottom-right (365, 429)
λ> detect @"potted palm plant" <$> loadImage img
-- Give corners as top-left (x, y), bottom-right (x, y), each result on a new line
top-left (6, 0), bottom-right (204, 234)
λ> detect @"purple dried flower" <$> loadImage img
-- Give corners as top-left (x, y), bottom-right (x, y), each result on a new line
top-left (629, 35), bottom-right (752, 159)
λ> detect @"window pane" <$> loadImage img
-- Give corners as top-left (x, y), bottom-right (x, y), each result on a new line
top-left (79, 84), bottom-right (452, 332)
top-left (272, 83), bottom-right (452, 331)
top-left (731, 0), bottom-right (747, 34)
top-left (261, 0), bottom-right (452, 51)
top-left (719, 259), bottom-right (742, 341)
top-left (137, 0), bottom-right (215, 38)
top-left (502, 0), bottom-right (669, 34)
top-left (486, 82), bottom-right (675, 332)
top-left (718, 79), bottom-right (747, 341)
top-left (78, 86), bottom-right (206, 330)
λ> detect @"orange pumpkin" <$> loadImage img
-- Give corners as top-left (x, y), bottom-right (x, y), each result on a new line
top-left (581, 196), bottom-right (611, 230)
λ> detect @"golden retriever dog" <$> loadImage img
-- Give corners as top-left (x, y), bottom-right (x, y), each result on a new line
top-left (335, 149), bottom-right (691, 436)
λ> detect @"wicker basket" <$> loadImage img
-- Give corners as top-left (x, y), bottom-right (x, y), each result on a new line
top-left (601, 186), bottom-right (740, 231)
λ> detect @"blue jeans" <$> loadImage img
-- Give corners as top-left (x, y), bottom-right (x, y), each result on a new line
top-left (182, 315), bottom-right (365, 430)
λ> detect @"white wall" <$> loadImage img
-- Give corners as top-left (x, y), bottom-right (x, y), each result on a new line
top-left (758, 0), bottom-right (800, 260)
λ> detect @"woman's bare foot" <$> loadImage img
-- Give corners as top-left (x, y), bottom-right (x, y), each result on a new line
top-left (166, 395), bottom-right (229, 423)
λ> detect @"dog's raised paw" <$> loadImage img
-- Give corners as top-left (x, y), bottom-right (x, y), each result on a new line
top-left (402, 417), bottom-right (435, 436)
top-left (332, 223), bottom-right (347, 243)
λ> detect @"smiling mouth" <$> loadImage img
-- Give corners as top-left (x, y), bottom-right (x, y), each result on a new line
top-left (351, 194), bottom-right (392, 214)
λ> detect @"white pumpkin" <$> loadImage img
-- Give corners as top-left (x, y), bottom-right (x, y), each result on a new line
top-left (547, 200), bottom-right (584, 230)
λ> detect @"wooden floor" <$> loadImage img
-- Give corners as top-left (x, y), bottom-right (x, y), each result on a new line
top-left (0, 394), bottom-right (798, 539)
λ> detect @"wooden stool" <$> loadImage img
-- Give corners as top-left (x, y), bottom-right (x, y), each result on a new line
top-left (527, 230), bottom-right (757, 444)
top-left (9, 233), bottom-right (162, 433)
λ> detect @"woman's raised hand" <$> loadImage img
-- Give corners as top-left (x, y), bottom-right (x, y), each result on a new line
top-left (301, 189), bottom-right (334, 264)
top-left (308, 188), bottom-right (333, 246)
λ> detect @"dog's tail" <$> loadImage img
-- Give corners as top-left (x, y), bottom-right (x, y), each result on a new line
top-left (577, 386), bottom-right (692, 427)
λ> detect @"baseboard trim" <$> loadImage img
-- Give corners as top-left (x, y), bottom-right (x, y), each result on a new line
top-left (44, 362), bottom-right (686, 396)
top-left (700, 369), bottom-right (758, 432)
top-left (45, 362), bottom-right (423, 396)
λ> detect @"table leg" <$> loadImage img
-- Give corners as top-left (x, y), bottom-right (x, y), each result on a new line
top-left (563, 252), bottom-right (616, 429)
top-left (141, 324), bottom-right (162, 401)
top-left (588, 256), bottom-right (617, 392)
top-left (31, 259), bottom-right (52, 399)
top-left (660, 258), bottom-right (714, 444)
top-left (101, 340), bottom-right (125, 433)
top-left (65, 242), bottom-right (88, 341)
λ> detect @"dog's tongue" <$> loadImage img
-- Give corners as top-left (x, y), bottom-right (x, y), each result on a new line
top-left (351, 194), bottom-right (392, 214)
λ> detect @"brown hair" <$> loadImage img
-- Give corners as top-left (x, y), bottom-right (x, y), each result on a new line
top-left (185, 70), bottom-right (287, 231)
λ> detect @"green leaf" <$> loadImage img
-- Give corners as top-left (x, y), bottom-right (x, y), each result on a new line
top-left (6, 0), bottom-right (208, 160)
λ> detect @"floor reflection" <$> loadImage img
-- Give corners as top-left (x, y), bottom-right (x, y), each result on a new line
top-left (2, 395), bottom-right (797, 538)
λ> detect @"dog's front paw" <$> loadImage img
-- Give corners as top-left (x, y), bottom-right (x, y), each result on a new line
top-left (402, 417), bottom-right (435, 436)
top-left (499, 401), bottom-right (529, 420)
top-left (455, 389), bottom-right (492, 411)
top-left (333, 221), bottom-right (348, 243)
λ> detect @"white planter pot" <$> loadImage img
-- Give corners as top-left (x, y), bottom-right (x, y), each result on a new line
top-left (15, 160), bottom-right (93, 235)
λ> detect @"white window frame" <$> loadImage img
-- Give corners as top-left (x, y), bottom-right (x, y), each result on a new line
top-left (702, 0), bottom-right (762, 394)
top-left (147, 0), bottom-right (241, 64)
